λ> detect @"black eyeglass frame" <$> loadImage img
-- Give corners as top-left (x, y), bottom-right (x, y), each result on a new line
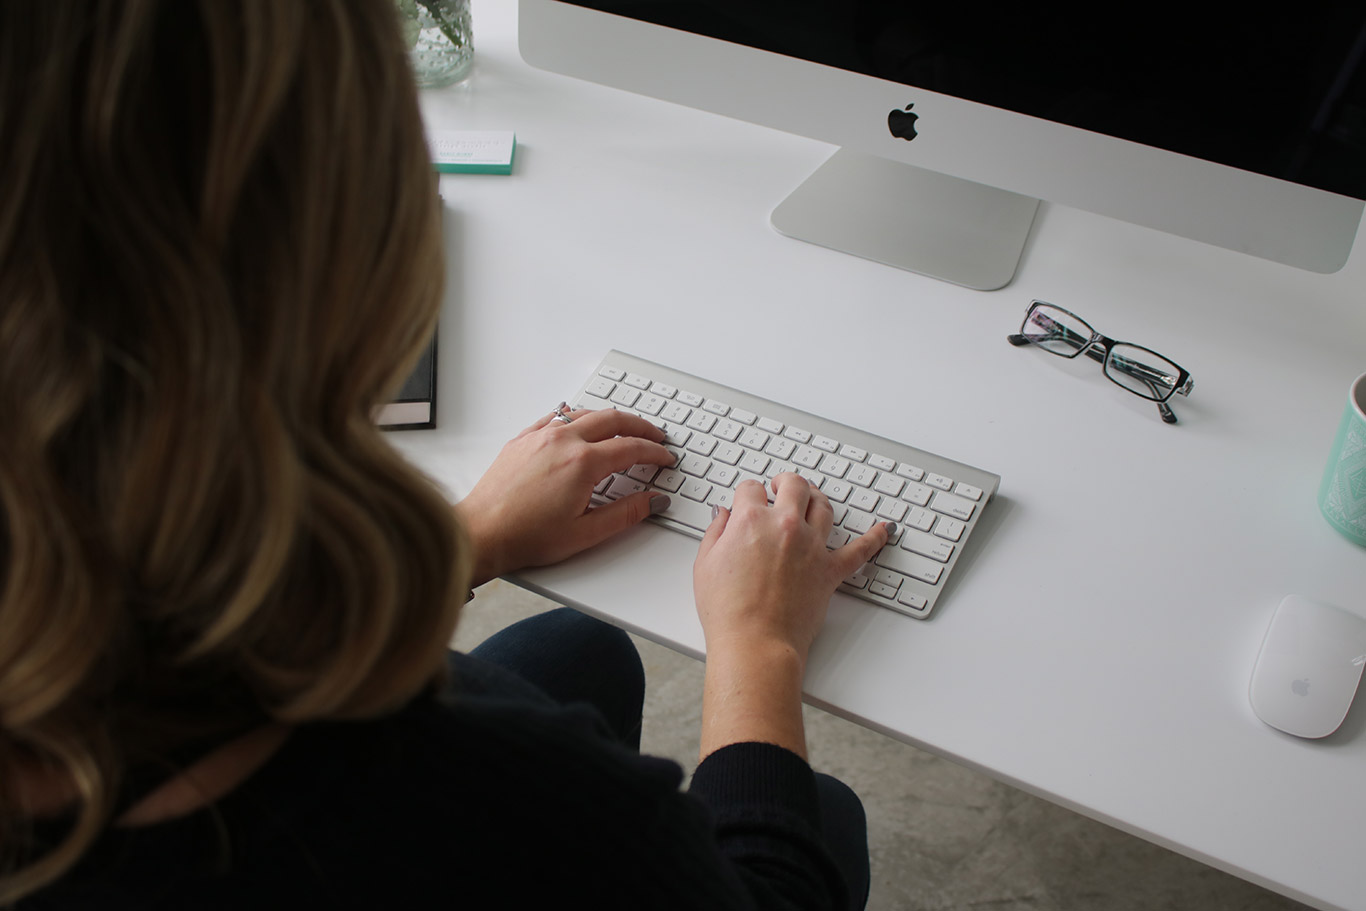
top-left (1007, 300), bottom-right (1194, 424)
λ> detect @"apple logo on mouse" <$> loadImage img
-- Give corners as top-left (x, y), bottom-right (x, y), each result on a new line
top-left (1292, 678), bottom-right (1311, 697)
top-left (888, 103), bottom-right (919, 141)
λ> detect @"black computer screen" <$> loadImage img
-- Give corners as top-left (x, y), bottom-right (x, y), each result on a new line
top-left (561, 1), bottom-right (1366, 200)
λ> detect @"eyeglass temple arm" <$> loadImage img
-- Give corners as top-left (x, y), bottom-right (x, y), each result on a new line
top-left (1108, 353), bottom-right (1193, 395)
top-left (1104, 355), bottom-right (1179, 423)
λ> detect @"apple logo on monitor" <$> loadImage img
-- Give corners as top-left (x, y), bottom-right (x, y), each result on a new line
top-left (888, 103), bottom-right (919, 141)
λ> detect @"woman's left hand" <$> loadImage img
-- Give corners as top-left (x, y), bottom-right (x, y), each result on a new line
top-left (455, 406), bottom-right (675, 587)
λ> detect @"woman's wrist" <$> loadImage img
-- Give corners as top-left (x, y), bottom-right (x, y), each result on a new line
top-left (699, 637), bottom-right (809, 761)
top-left (454, 502), bottom-right (505, 590)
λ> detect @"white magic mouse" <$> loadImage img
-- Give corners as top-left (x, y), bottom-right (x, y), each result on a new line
top-left (1249, 595), bottom-right (1366, 739)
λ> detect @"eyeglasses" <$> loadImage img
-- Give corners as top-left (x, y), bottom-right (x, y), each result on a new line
top-left (1007, 300), bottom-right (1194, 424)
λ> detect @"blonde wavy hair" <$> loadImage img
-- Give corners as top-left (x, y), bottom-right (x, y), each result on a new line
top-left (0, 0), bottom-right (467, 901)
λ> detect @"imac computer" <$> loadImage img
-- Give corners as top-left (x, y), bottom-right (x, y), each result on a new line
top-left (519, 1), bottom-right (1366, 290)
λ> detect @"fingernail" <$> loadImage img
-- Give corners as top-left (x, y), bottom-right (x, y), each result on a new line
top-left (650, 494), bottom-right (672, 516)
top-left (883, 522), bottom-right (898, 537)
top-left (711, 504), bottom-right (720, 520)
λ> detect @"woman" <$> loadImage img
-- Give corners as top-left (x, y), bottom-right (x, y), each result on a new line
top-left (0, 2), bottom-right (890, 908)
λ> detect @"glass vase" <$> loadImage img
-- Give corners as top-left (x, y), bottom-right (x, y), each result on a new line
top-left (398, 0), bottom-right (473, 88)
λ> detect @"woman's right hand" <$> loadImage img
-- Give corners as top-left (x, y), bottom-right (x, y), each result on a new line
top-left (691, 474), bottom-right (890, 759)
top-left (694, 473), bottom-right (889, 661)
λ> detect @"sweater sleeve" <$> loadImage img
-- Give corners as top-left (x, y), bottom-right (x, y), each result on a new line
top-left (689, 743), bottom-right (849, 911)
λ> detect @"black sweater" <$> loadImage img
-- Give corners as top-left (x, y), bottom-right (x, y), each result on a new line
top-left (20, 692), bottom-right (848, 910)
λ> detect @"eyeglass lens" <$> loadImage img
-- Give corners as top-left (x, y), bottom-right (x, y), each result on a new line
top-left (1104, 345), bottom-right (1183, 402)
top-left (1021, 305), bottom-right (1094, 356)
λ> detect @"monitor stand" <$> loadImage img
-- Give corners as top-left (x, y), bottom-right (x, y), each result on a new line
top-left (771, 149), bottom-right (1040, 291)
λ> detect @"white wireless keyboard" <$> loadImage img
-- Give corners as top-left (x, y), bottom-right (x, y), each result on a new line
top-left (571, 351), bottom-right (1000, 619)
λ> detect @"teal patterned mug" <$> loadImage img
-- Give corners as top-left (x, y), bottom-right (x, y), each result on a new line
top-left (1319, 372), bottom-right (1366, 546)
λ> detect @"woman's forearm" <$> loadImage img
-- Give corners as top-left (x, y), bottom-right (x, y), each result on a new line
top-left (699, 638), bottom-right (808, 762)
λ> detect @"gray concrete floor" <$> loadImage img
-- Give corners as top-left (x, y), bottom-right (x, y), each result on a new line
top-left (453, 580), bottom-right (1311, 911)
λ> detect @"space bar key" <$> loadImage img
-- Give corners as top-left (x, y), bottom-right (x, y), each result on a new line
top-left (652, 495), bottom-right (716, 536)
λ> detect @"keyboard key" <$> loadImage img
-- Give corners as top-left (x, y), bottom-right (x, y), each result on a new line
top-left (842, 566), bottom-right (870, 590)
top-left (627, 464), bottom-right (660, 484)
top-left (656, 494), bottom-right (716, 532)
top-left (873, 568), bottom-right (903, 589)
top-left (653, 469), bottom-right (686, 493)
top-left (730, 408), bottom-right (757, 425)
top-left (897, 590), bottom-right (929, 611)
top-left (605, 475), bottom-right (648, 499)
top-left (714, 442), bottom-right (744, 465)
top-left (873, 474), bottom-right (905, 497)
top-left (901, 482), bottom-right (933, 506)
top-left (843, 509), bottom-right (876, 535)
top-left (685, 435), bottom-right (717, 456)
top-left (900, 528), bottom-right (955, 563)
top-left (905, 506), bottom-right (935, 532)
top-left (661, 401), bottom-right (692, 423)
top-left (925, 472), bottom-right (954, 491)
top-left (849, 489), bottom-right (880, 513)
top-left (933, 517), bottom-right (966, 541)
top-left (757, 417), bottom-right (785, 434)
top-left (954, 482), bottom-right (984, 501)
top-left (873, 546), bottom-right (944, 585)
top-left (896, 463), bottom-right (926, 481)
top-left (875, 498), bottom-right (908, 522)
top-left (739, 428), bottom-right (770, 450)
top-left (765, 437), bottom-right (797, 460)
top-left (636, 393), bottom-right (666, 416)
top-left (706, 464), bottom-right (739, 487)
top-left (819, 455), bottom-right (850, 479)
top-left (869, 580), bottom-right (900, 600)
top-left (764, 459), bottom-right (791, 479)
top-left (713, 419), bottom-right (743, 442)
top-left (586, 376), bottom-right (616, 398)
top-left (848, 465), bottom-right (878, 488)
top-left (662, 424), bottom-right (691, 447)
top-left (739, 451), bottom-right (770, 475)
top-left (680, 478), bottom-right (713, 502)
top-left (930, 491), bottom-right (976, 521)
top-left (823, 479), bottom-right (853, 503)
top-left (679, 453), bottom-right (712, 476)
top-left (685, 411), bottom-right (717, 434)
top-left (839, 444), bottom-right (868, 462)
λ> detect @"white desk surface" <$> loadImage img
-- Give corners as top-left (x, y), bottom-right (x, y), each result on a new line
top-left (396, 4), bottom-right (1366, 909)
